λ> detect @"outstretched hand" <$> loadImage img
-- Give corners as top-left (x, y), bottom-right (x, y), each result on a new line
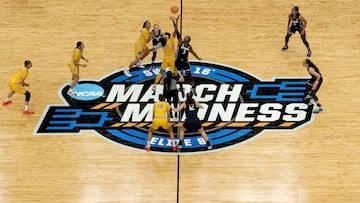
top-left (169, 15), bottom-right (180, 23)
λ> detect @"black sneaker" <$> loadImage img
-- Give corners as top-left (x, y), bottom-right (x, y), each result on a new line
top-left (149, 64), bottom-right (154, 71)
top-left (307, 50), bottom-right (312, 57)
top-left (282, 45), bottom-right (288, 51)
top-left (178, 140), bottom-right (183, 149)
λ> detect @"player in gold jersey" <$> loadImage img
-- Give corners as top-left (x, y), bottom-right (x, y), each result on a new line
top-left (67, 41), bottom-right (89, 95)
top-left (3, 60), bottom-right (35, 114)
top-left (152, 16), bottom-right (179, 90)
top-left (124, 20), bottom-right (153, 77)
top-left (145, 94), bottom-right (176, 152)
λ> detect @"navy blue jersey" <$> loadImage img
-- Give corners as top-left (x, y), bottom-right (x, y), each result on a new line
top-left (177, 42), bottom-right (191, 62)
top-left (184, 103), bottom-right (202, 131)
top-left (152, 29), bottom-right (163, 45)
top-left (289, 14), bottom-right (304, 33)
top-left (308, 66), bottom-right (322, 84)
top-left (185, 103), bottom-right (199, 120)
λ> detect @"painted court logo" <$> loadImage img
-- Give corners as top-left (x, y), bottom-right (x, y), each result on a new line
top-left (34, 61), bottom-right (316, 153)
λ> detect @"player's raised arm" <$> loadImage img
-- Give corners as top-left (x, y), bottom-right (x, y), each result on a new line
top-left (171, 15), bottom-right (181, 39)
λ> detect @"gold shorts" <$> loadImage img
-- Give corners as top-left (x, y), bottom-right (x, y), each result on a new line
top-left (135, 44), bottom-right (148, 58)
top-left (8, 81), bottom-right (27, 94)
top-left (151, 118), bottom-right (169, 130)
top-left (68, 63), bottom-right (79, 74)
top-left (161, 57), bottom-right (175, 73)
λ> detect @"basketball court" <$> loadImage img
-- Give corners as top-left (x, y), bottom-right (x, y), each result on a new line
top-left (0, 0), bottom-right (359, 202)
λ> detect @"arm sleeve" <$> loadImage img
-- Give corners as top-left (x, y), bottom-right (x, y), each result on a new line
top-left (176, 30), bottom-right (181, 40)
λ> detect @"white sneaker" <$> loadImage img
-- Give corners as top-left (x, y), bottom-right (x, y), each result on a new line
top-left (136, 61), bottom-right (145, 68)
top-left (68, 80), bottom-right (73, 86)
top-left (67, 90), bottom-right (78, 96)
top-left (124, 68), bottom-right (132, 77)
top-left (312, 106), bottom-right (323, 113)
top-left (308, 98), bottom-right (316, 105)
top-left (170, 117), bottom-right (178, 122)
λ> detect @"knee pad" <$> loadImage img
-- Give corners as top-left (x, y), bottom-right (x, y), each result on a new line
top-left (25, 91), bottom-right (31, 102)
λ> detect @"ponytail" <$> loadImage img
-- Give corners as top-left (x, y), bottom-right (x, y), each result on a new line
top-left (185, 92), bottom-right (195, 106)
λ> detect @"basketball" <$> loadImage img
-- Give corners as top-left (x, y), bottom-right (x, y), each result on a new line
top-left (171, 6), bottom-right (179, 13)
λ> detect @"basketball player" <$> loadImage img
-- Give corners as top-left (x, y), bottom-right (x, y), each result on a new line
top-left (145, 94), bottom-right (177, 152)
top-left (152, 16), bottom-right (179, 90)
top-left (303, 59), bottom-right (323, 113)
top-left (149, 24), bottom-right (165, 71)
top-left (172, 92), bottom-right (212, 149)
top-left (176, 34), bottom-right (202, 97)
top-left (281, 6), bottom-right (312, 57)
top-left (3, 60), bottom-right (35, 114)
top-left (161, 70), bottom-right (185, 119)
top-left (124, 20), bottom-right (153, 77)
top-left (67, 41), bottom-right (89, 95)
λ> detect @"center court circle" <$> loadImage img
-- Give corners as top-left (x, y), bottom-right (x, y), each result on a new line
top-left (35, 61), bottom-right (314, 154)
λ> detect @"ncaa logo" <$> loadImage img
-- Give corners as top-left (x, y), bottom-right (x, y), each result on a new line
top-left (34, 61), bottom-right (316, 154)
top-left (69, 83), bottom-right (104, 101)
